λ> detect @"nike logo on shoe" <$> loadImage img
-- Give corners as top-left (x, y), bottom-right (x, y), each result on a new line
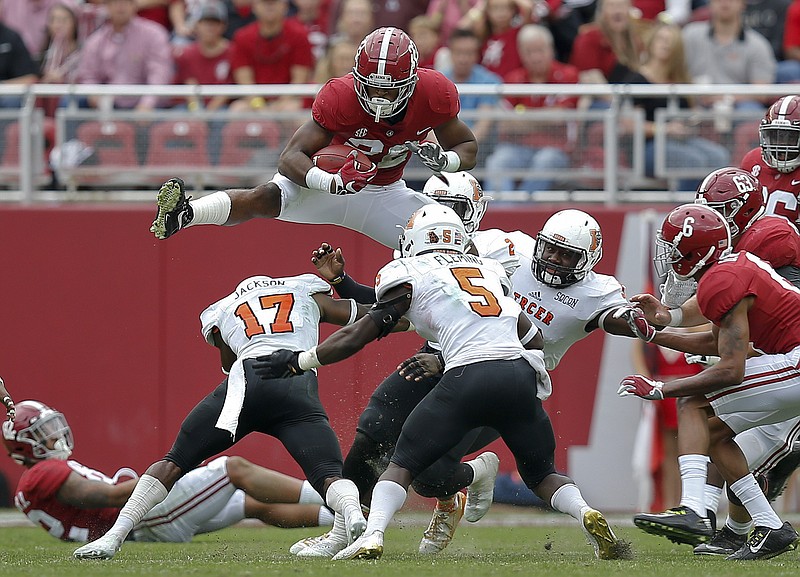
top-left (750, 530), bottom-right (771, 554)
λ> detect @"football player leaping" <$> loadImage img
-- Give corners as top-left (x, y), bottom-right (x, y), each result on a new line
top-left (3, 400), bottom-right (333, 543)
top-left (253, 205), bottom-right (626, 561)
top-left (149, 26), bottom-right (478, 249)
top-left (296, 185), bottom-right (643, 559)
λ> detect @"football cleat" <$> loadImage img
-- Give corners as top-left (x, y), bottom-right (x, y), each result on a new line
top-left (693, 526), bottom-right (748, 556)
top-left (727, 522), bottom-right (799, 560)
top-left (464, 451), bottom-right (499, 522)
top-left (150, 177), bottom-right (193, 240)
top-left (419, 491), bottom-right (466, 554)
top-left (633, 506), bottom-right (714, 546)
top-left (73, 534), bottom-right (123, 560)
top-left (764, 448), bottom-right (800, 502)
top-left (342, 501), bottom-right (367, 544)
top-left (581, 509), bottom-right (624, 560)
top-left (290, 531), bottom-right (329, 555)
top-left (296, 531), bottom-right (349, 558)
top-left (331, 530), bottom-right (384, 560)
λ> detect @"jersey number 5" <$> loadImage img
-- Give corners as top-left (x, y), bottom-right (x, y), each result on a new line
top-left (451, 267), bottom-right (502, 317)
top-left (235, 294), bottom-right (295, 337)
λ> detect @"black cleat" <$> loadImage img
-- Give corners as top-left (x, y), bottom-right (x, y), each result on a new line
top-left (764, 448), bottom-right (800, 502)
top-left (693, 526), bottom-right (748, 556)
top-left (633, 506), bottom-right (714, 546)
top-left (727, 522), bottom-right (798, 560)
top-left (150, 177), bottom-right (193, 239)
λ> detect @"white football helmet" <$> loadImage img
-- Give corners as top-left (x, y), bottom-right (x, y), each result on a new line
top-left (3, 400), bottom-right (73, 466)
top-left (533, 209), bottom-right (603, 287)
top-left (422, 172), bottom-right (490, 236)
top-left (399, 204), bottom-right (468, 257)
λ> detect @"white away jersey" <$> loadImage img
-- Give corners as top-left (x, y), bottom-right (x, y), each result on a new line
top-left (505, 231), bottom-right (628, 370)
top-left (471, 228), bottom-right (521, 280)
top-left (375, 253), bottom-right (534, 371)
top-left (200, 274), bottom-right (331, 361)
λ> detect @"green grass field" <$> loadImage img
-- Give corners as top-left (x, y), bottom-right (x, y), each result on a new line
top-left (2, 511), bottom-right (800, 577)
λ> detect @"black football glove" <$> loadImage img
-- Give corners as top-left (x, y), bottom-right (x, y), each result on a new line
top-left (252, 349), bottom-right (305, 379)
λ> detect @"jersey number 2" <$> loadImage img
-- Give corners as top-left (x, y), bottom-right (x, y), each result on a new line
top-left (451, 267), bottom-right (502, 317)
top-left (235, 294), bottom-right (295, 337)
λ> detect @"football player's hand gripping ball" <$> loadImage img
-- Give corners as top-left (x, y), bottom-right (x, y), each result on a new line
top-left (332, 151), bottom-right (378, 195)
top-left (252, 350), bottom-right (305, 379)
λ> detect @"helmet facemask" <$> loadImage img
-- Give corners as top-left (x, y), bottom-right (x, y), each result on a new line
top-left (3, 406), bottom-right (73, 466)
top-left (760, 123), bottom-right (800, 173)
top-left (533, 235), bottom-right (588, 287)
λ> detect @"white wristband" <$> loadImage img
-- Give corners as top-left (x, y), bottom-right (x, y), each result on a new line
top-left (298, 347), bottom-right (322, 370)
top-left (520, 323), bottom-right (539, 346)
top-left (305, 166), bottom-right (334, 192)
top-left (442, 150), bottom-right (461, 172)
top-left (667, 307), bottom-right (683, 327)
top-left (346, 299), bottom-right (358, 326)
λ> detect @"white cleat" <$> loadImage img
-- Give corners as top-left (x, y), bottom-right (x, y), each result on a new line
top-left (464, 452), bottom-right (499, 522)
top-left (296, 531), bottom-right (349, 558)
top-left (289, 532), bottom-right (327, 555)
top-left (332, 530), bottom-right (384, 560)
top-left (73, 534), bottom-right (123, 560)
top-left (419, 492), bottom-right (466, 554)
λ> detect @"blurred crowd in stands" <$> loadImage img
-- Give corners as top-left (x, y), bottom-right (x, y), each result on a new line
top-left (0, 0), bottom-right (794, 193)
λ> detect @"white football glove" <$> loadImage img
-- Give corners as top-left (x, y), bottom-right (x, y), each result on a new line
top-left (660, 271), bottom-right (697, 308)
top-left (684, 353), bottom-right (720, 367)
top-left (405, 141), bottom-right (459, 173)
top-left (618, 375), bottom-right (665, 400)
top-left (612, 305), bottom-right (657, 342)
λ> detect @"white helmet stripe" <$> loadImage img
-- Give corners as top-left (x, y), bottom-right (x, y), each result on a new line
top-left (778, 95), bottom-right (795, 118)
top-left (376, 27), bottom-right (394, 76)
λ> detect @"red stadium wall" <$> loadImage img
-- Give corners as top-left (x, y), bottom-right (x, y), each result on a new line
top-left (0, 204), bottom-right (630, 504)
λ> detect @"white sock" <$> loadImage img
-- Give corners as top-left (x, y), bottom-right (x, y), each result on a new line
top-left (325, 478), bottom-right (361, 517)
top-left (364, 480), bottom-right (407, 534)
top-left (299, 480), bottom-right (324, 505)
top-left (328, 512), bottom-right (348, 542)
top-left (726, 516), bottom-right (753, 536)
top-left (704, 483), bottom-right (723, 515)
top-left (110, 474), bottom-right (168, 540)
top-left (678, 454), bottom-right (708, 517)
top-left (188, 191), bottom-right (231, 226)
top-left (550, 483), bottom-right (590, 520)
top-left (729, 475), bottom-right (782, 529)
top-left (318, 506), bottom-right (335, 526)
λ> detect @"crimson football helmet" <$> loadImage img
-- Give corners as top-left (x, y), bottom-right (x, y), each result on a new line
top-left (533, 209), bottom-right (603, 287)
top-left (695, 167), bottom-right (765, 237)
top-left (399, 204), bottom-right (467, 257)
top-left (655, 204), bottom-right (732, 280)
top-left (422, 172), bottom-right (490, 236)
top-left (2, 400), bottom-right (73, 466)
top-left (760, 95), bottom-right (800, 173)
top-left (353, 27), bottom-right (419, 122)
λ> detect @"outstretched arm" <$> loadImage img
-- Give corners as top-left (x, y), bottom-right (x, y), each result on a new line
top-left (311, 242), bottom-right (377, 304)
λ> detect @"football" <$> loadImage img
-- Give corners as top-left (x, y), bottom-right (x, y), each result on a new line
top-left (312, 144), bottom-right (372, 173)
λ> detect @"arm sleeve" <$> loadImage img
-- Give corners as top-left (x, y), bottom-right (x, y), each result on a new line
top-left (333, 275), bottom-right (378, 304)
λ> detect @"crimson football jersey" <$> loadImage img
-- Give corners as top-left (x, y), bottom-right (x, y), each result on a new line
top-left (736, 215), bottom-right (800, 268)
top-left (14, 459), bottom-right (128, 542)
top-left (311, 68), bottom-right (461, 186)
top-left (696, 251), bottom-right (800, 354)
top-left (741, 147), bottom-right (800, 228)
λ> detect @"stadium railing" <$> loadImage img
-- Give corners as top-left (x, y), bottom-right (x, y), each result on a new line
top-left (0, 83), bottom-right (784, 204)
